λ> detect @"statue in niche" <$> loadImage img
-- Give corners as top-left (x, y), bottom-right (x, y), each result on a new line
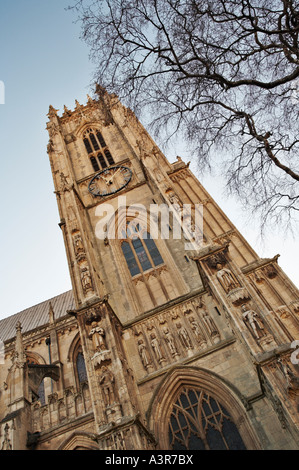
top-left (73, 234), bottom-right (85, 256)
top-left (201, 309), bottom-right (219, 336)
top-left (167, 190), bottom-right (183, 209)
top-left (89, 322), bottom-right (107, 352)
top-left (241, 305), bottom-right (266, 339)
top-left (176, 323), bottom-right (193, 350)
top-left (1, 424), bottom-right (12, 451)
top-left (99, 366), bottom-right (117, 406)
top-left (138, 339), bottom-right (152, 370)
top-left (216, 263), bottom-right (240, 293)
top-left (163, 327), bottom-right (179, 357)
top-left (277, 358), bottom-right (299, 394)
top-left (150, 333), bottom-right (165, 363)
top-left (189, 317), bottom-right (207, 345)
top-left (81, 267), bottom-right (93, 293)
top-left (59, 172), bottom-right (72, 192)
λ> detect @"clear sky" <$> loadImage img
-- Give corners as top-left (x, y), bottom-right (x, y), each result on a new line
top-left (0, 0), bottom-right (298, 321)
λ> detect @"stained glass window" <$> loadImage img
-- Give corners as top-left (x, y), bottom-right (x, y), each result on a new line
top-left (76, 351), bottom-right (88, 384)
top-left (90, 156), bottom-right (100, 172)
top-left (168, 388), bottom-right (246, 450)
top-left (83, 128), bottom-right (114, 171)
top-left (144, 237), bottom-right (164, 267)
top-left (96, 131), bottom-right (106, 148)
top-left (89, 133), bottom-right (100, 151)
top-left (132, 238), bottom-right (152, 271)
top-left (84, 138), bottom-right (93, 154)
top-left (121, 241), bottom-right (141, 276)
top-left (121, 222), bottom-right (164, 277)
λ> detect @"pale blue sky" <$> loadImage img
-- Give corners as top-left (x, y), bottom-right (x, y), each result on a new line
top-left (0, 0), bottom-right (298, 321)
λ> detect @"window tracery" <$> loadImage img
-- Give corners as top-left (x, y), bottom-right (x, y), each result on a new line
top-left (120, 221), bottom-right (164, 277)
top-left (168, 387), bottom-right (246, 450)
top-left (83, 128), bottom-right (114, 171)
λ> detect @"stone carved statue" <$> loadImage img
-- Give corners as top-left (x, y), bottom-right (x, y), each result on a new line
top-left (138, 339), bottom-right (152, 370)
top-left (167, 191), bottom-right (182, 209)
top-left (216, 264), bottom-right (240, 293)
top-left (277, 358), bottom-right (299, 394)
top-left (73, 234), bottom-right (85, 256)
top-left (1, 424), bottom-right (12, 451)
top-left (59, 172), bottom-right (72, 192)
top-left (99, 366), bottom-right (117, 406)
top-left (189, 317), bottom-right (207, 345)
top-left (201, 310), bottom-right (219, 336)
top-left (81, 267), bottom-right (93, 293)
top-left (150, 333), bottom-right (165, 363)
top-left (241, 305), bottom-right (266, 339)
top-left (89, 322), bottom-right (107, 352)
top-left (163, 327), bottom-right (179, 356)
top-left (176, 323), bottom-right (193, 350)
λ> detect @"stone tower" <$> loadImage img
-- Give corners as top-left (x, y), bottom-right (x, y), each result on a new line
top-left (1, 87), bottom-right (299, 450)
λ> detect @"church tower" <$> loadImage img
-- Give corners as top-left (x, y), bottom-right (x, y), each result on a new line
top-left (44, 87), bottom-right (299, 450)
top-left (1, 87), bottom-right (298, 451)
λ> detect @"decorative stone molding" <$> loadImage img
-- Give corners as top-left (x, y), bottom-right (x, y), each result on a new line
top-left (227, 287), bottom-right (251, 306)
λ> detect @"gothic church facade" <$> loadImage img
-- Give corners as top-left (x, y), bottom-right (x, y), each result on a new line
top-left (1, 88), bottom-right (299, 450)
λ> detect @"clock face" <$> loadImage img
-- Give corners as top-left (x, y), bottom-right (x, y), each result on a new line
top-left (88, 166), bottom-right (132, 196)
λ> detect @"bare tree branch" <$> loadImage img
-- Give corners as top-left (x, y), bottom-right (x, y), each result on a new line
top-left (69, 0), bottom-right (299, 231)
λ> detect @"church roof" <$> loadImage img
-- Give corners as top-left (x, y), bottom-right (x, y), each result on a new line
top-left (0, 290), bottom-right (75, 343)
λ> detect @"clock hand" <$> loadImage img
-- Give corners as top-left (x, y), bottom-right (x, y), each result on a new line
top-left (106, 167), bottom-right (121, 185)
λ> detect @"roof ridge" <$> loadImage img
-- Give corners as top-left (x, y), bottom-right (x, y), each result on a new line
top-left (0, 290), bottom-right (75, 343)
top-left (0, 290), bottom-right (73, 323)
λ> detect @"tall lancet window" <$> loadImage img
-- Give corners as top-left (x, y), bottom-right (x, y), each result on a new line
top-left (76, 350), bottom-right (88, 384)
top-left (83, 128), bottom-right (114, 171)
top-left (121, 221), bottom-right (164, 277)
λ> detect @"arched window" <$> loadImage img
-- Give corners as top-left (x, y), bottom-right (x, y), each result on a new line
top-left (121, 221), bottom-right (164, 277)
top-left (168, 387), bottom-right (246, 450)
top-left (83, 128), bottom-right (114, 171)
top-left (76, 350), bottom-right (88, 385)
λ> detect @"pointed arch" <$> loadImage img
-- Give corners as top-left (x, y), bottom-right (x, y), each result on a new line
top-left (57, 431), bottom-right (99, 450)
top-left (25, 351), bottom-right (46, 365)
top-left (74, 121), bottom-right (104, 138)
top-left (76, 122), bottom-right (115, 172)
top-left (105, 205), bottom-right (188, 313)
top-left (67, 333), bottom-right (88, 390)
top-left (147, 366), bottom-right (260, 450)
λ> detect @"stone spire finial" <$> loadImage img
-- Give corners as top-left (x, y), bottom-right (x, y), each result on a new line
top-left (63, 104), bottom-right (72, 116)
top-left (87, 94), bottom-right (93, 103)
top-left (49, 302), bottom-right (55, 324)
top-left (47, 105), bottom-right (59, 120)
top-left (15, 321), bottom-right (25, 365)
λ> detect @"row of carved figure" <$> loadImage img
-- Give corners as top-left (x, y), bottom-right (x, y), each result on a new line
top-left (132, 298), bottom-right (221, 373)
